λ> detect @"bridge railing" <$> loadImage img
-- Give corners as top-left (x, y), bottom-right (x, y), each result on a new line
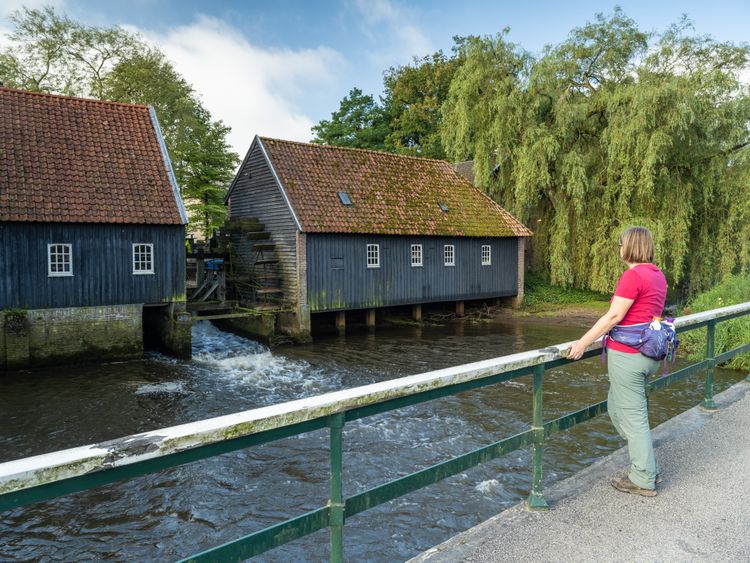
top-left (2, 302), bottom-right (750, 562)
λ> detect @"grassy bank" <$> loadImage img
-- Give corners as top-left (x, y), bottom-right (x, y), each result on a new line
top-left (680, 275), bottom-right (750, 371)
top-left (522, 273), bottom-right (610, 314)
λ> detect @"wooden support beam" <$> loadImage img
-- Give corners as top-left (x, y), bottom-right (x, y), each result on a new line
top-left (336, 311), bottom-right (346, 335)
top-left (456, 301), bottom-right (465, 316)
top-left (366, 309), bottom-right (376, 328)
top-left (412, 304), bottom-right (422, 322)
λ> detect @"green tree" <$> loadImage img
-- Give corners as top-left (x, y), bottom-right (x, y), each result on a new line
top-left (442, 10), bottom-right (750, 296)
top-left (0, 6), bottom-right (239, 240)
top-left (382, 50), bottom-right (462, 158)
top-left (311, 87), bottom-right (389, 149)
top-left (312, 44), bottom-right (463, 158)
top-left (0, 6), bottom-right (142, 97)
top-left (182, 120), bottom-right (239, 239)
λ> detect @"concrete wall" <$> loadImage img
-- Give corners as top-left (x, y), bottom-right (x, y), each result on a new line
top-left (1, 305), bottom-right (143, 371)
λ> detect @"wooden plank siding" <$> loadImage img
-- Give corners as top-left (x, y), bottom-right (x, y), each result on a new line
top-left (228, 142), bottom-right (298, 304)
top-left (0, 223), bottom-right (185, 309)
top-left (306, 234), bottom-right (518, 312)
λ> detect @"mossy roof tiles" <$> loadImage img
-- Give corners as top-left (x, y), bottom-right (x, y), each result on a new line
top-left (259, 137), bottom-right (531, 237)
top-left (0, 87), bottom-right (183, 224)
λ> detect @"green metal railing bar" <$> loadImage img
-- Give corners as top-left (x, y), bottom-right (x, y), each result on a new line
top-left (527, 364), bottom-right (548, 510)
top-left (344, 365), bottom-right (535, 422)
top-left (542, 401), bottom-right (609, 437)
top-left (329, 413), bottom-right (345, 563)
top-left (715, 341), bottom-right (750, 365)
top-left (179, 507), bottom-right (330, 563)
top-left (703, 322), bottom-right (718, 410)
top-left (345, 429), bottom-right (533, 518)
top-left (2, 302), bottom-right (749, 561)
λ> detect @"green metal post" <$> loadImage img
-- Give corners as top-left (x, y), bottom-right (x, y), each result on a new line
top-left (702, 322), bottom-right (718, 411)
top-left (526, 363), bottom-right (549, 511)
top-left (328, 413), bottom-right (345, 563)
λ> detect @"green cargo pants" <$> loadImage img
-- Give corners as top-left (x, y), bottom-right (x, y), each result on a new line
top-left (607, 348), bottom-right (660, 489)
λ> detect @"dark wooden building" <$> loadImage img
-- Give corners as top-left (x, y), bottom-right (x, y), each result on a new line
top-left (226, 136), bottom-right (531, 336)
top-left (0, 87), bottom-right (190, 370)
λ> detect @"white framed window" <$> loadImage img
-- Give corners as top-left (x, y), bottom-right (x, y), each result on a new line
top-left (132, 243), bottom-right (154, 274)
top-left (367, 244), bottom-right (380, 268)
top-left (482, 245), bottom-right (492, 266)
top-left (411, 244), bottom-right (423, 267)
top-left (444, 244), bottom-right (455, 267)
top-left (48, 244), bottom-right (72, 277)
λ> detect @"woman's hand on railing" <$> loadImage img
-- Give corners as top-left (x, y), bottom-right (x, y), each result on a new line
top-left (567, 341), bottom-right (587, 360)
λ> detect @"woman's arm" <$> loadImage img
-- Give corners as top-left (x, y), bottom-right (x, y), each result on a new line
top-left (567, 296), bottom-right (634, 360)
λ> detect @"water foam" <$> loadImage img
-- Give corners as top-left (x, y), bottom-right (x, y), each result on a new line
top-left (135, 382), bottom-right (187, 395)
top-left (189, 322), bottom-right (339, 401)
top-left (475, 479), bottom-right (503, 495)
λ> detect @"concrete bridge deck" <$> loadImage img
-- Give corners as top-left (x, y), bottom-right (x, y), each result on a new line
top-left (411, 380), bottom-right (750, 563)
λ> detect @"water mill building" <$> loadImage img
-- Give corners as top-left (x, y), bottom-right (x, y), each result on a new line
top-left (0, 87), bottom-right (191, 370)
top-left (225, 136), bottom-right (532, 338)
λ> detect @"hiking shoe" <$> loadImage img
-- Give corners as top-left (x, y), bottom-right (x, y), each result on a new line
top-left (620, 469), bottom-right (662, 484)
top-left (611, 476), bottom-right (657, 497)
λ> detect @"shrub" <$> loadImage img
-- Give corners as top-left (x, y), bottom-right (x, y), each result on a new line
top-left (680, 275), bottom-right (750, 370)
top-left (3, 309), bottom-right (29, 336)
top-left (523, 273), bottom-right (610, 310)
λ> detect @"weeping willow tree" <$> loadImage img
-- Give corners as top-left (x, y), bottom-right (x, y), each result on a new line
top-left (442, 10), bottom-right (750, 296)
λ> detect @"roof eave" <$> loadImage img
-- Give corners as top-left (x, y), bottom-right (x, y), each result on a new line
top-left (148, 107), bottom-right (188, 225)
top-left (256, 137), bottom-right (303, 232)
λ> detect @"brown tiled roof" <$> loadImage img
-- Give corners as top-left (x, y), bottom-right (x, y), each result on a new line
top-left (0, 87), bottom-right (185, 224)
top-left (258, 137), bottom-right (531, 237)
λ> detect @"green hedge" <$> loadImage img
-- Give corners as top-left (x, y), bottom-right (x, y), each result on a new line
top-left (680, 275), bottom-right (750, 371)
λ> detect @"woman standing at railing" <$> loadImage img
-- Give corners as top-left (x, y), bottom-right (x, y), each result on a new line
top-left (567, 226), bottom-right (667, 497)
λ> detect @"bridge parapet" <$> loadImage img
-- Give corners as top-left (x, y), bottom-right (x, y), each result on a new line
top-left (2, 301), bottom-right (750, 561)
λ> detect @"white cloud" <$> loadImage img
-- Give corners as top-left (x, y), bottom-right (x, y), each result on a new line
top-left (352, 0), bottom-right (432, 65)
top-left (135, 16), bottom-right (346, 156)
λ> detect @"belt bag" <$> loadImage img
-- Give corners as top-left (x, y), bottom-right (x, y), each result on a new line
top-left (602, 319), bottom-right (678, 375)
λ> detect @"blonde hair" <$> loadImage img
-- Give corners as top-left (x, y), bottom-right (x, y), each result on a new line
top-left (620, 226), bottom-right (654, 264)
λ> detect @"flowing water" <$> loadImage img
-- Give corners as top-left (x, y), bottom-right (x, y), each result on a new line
top-left (0, 318), bottom-right (745, 562)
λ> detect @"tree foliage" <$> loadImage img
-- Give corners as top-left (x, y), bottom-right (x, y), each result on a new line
top-left (0, 7), bottom-right (239, 240)
top-left (442, 10), bottom-right (750, 296)
top-left (311, 87), bottom-right (389, 150)
top-left (312, 47), bottom-right (462, 158)
top-left (382, 50), bottom-right (462, 158)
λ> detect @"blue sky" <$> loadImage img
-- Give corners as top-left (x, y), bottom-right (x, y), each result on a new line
top-left (2, 0), bottom-right (748, 156)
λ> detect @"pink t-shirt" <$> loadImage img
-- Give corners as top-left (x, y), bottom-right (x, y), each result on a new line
top-left (608, 263), bottom-right (667, 354)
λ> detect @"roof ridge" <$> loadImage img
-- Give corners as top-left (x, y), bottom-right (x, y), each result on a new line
top-left (0, 85), bottom-right (151, 110)
top-left (259, 136), bottom-right (454, 165)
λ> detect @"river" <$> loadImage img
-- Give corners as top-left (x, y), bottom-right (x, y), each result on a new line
top-left (0, 317), bottom-right (745, 561)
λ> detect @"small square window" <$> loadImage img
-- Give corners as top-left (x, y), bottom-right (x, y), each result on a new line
top-left (411, 244), bottom-right (423, 267)
top-left (444, 245), bottom-right (455, 267)
top-left (482, 245), bottom-right (491, 266)
top-left (367, 244), bottom-right (380, 268)
top-left (48, 244), bottom-right (72, 277)
top-left (338, 191), bottom-right (353, 206)
top-left (133, 243), bottom-right (154, 274)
